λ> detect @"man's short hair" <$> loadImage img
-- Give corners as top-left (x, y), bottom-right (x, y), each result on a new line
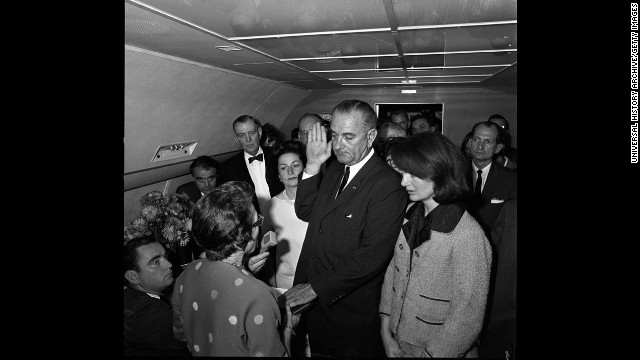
top-left (412, 114), bottom-right (438, 128)
top-left (331, 99), bottom-right (377, 131)
top-left (298, 113), bottom-right (323, 126)
top-left (189, 156), bottom-right (220, 176)
top-left (191, 181), bottom-right (256, 261)
top-left (291, 127), bottom-right (299, 140)
top-left (379, 121), bottom-right (406, 139)
top-left (123, 235), bottom-right (158, 286)
top-left (390, 109), bottom-right (408, 120)
top-left (232, 115), bottom-right (261, 131)
top-left (390, 132), bottom-right (470, 204)
top-left (471, 120), bottom-right (506, 146)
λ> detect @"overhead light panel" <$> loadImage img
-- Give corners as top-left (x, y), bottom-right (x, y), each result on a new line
top-left (215, 46), bottom-right (243, 52)
top-left (150, 141), bottom-right (198, 164)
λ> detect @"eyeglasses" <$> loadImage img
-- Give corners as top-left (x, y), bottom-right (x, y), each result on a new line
top-left (298, 130), bottom-right (309, 137)
top-left (252, 214), bottom-right (264, 228)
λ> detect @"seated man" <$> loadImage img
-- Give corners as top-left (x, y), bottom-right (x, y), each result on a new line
top-left (176, 156), bottom-right (220, 204)
top-left (124, 236), bottom-right (190, 357)
top-left (177, 156), bottom-right (220, 262)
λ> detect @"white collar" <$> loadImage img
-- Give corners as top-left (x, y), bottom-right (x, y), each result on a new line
top-left (244, 147), bottom-right (264, 161)
top-left (472, 160), bottom-right (493, 174)
top-left (342, 148), bottom-right (375, 182)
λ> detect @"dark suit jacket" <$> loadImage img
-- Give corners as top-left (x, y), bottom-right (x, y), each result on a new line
top-left (465, 161), bottom-right (517, 241)
top-left (218, 147), bottom-right (284, 213)
top-left (176, 181), bottom-right (201, 204)
top-left (293, 153), bottom-right (408, 357)
top-left (175, 181), bottom-right (204, 262)
top-left (480, 200), bottom-right (517, 358)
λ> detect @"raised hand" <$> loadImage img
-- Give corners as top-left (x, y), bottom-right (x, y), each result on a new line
top-left (304, 122), bottom-right (332, 175)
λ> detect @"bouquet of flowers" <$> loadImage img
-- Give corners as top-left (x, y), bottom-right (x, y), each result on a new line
top-left (124, 191), bottom-right (193, 251)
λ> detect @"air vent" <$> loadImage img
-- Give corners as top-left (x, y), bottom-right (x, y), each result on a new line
top-left (125, 18), bottom-right (170, 35)
top-left (150, 141), bottom-right (198, 164)
top-left (215, 46), bottom-right (243, 52)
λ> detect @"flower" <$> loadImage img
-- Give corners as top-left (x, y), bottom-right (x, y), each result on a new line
top-left (124, 191), bottom-right (194, 251)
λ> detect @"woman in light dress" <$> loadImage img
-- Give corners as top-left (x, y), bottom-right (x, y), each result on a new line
top-left (261, 140), bottom-right (310, 357)
top-left (262, 140), bottom-right (309, 290)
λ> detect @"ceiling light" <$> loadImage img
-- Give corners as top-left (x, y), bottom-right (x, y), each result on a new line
top-left (215, 46), bottom-right (243, 52)
top-left (401, 90), bottom-right (417, 94)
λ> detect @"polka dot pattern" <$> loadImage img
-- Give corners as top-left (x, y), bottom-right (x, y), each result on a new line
top-left (194, 344), bottom-right (200, 352)
top-left (235, 278), bottom-right (243, 286)
top-left (179, 284), bottom-right (183, 293)
top-left (241, 269), bottom-right (250, 276)
top-left (208, 333), bottom-right (213, 343)
top-left (193, 302), bottom-right (198, 311)
top-left (229, 315), bottom-right (237, 325)
top-left (210, 289), bottom-right (218, 300)
top-left (256, 352), bottom-right (264, 357)
top-left (195, 261), bottom-right (202, 270)
top-left (254, 314), bottom-right (263, 325)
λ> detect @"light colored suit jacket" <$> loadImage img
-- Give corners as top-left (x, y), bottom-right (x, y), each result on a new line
top-left (380, 206), bottom-right (492, 358)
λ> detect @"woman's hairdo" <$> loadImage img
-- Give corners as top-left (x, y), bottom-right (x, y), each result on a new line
top-left (190, 181), bottom-right (256, 261)
top-left (390, 132), bottom-right (470, 204)
top-left (273, 140), bottom-right (306, 166)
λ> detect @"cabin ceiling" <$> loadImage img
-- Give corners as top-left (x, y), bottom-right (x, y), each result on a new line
top-left (125, 0), bottom-right (517, 89)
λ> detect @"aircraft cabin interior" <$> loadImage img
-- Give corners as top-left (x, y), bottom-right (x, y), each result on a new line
top-left (124, 0), bottom-right (517, 220)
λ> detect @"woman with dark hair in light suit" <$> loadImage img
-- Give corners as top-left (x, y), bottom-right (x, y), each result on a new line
top-left (379, 132), bottom-right (493, 358)
top-left (171, 181), bottom-right (299, 357)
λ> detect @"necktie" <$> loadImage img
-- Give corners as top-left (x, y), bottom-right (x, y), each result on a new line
top-left (475, 169), bottom-right (483, 195)
top-left (248, 153), bottom-right (264, 163)
top-left (336, 166), bottom-right (351, 197)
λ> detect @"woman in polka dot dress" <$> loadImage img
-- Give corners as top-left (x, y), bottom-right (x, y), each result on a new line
top-left (171, 181), bottom-right (299, 356)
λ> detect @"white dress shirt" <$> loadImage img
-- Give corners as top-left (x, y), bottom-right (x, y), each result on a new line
top-left (302, 148), bottom-right (376, 197)
top-left (472, 161), bottom-right (493, 194)
top-left (244, 147), bottom-right (271, 211)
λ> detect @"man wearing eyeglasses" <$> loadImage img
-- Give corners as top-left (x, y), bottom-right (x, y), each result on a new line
top-left (298, 113), bottom-right (335, 174)
top-left (297, 113), bottom-right (323, 146)
top-left (219, 115), bottom-right (284, 215)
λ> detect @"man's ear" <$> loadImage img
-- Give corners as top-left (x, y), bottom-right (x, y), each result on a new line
top-left (367, 129), bottom-right (378, 147)
top-left (257, 127), bottom-right (262, 140)
top-left (125, 270), bottom-right (140, 285)
top-left (496, 143), bottom-right (504, 154)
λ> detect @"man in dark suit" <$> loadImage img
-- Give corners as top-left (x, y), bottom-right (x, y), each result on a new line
top-left (282, 100), bottom-right (407, 357)
top-left (218, 115), bottom-right (284, 214)
top-left (480, 200), bottom-right (517, 359)
top-left (176, 155), bottom-right (220, 261)
top-left (176, 155), bottom-right (219, 203)
top-left (465, 120), bottom-right (517, 242)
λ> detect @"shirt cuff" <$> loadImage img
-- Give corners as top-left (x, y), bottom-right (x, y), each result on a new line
top-left (302, 169), bottom-right (318, 179)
